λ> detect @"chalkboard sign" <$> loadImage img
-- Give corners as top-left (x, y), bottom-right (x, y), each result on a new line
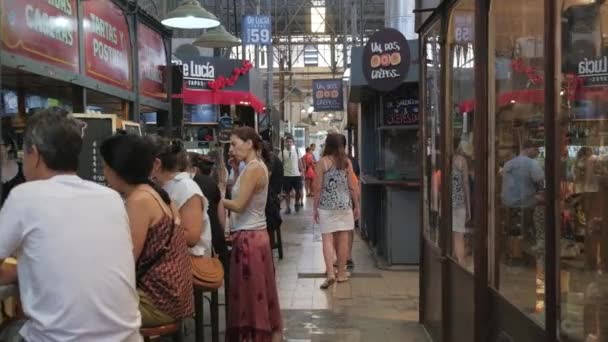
top-left (73, 114), bottom-right (117, 185)
top-left (123, 121), bottom-right (142, 136)
top-left (383, 97), bottom-right (419, 126)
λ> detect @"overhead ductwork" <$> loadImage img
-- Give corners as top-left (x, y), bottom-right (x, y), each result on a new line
top-left (385, 0), bottom-right (417, 40)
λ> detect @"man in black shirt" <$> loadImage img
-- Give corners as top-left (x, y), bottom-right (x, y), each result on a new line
top-left (190, 157), bottom-right (228, 257)
top-left (263, 142), bottom-right (284, 257)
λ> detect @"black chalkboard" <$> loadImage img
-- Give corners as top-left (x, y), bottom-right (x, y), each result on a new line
top-left (73, 114), bottom-right (117, 185)
top-left (123, 121), bottom-right (142, 136)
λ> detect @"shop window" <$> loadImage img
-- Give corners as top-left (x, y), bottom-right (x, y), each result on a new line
top-left (559, 1), bottom-right (608, 341)
top-left (489, 0), bottom-right (546, 327)
top-left (378, 84), bottom-right (420, 181)
top-left (423, 21), bottom-right (442, 247)
top-left (447, 0), bottom-right (475, 271)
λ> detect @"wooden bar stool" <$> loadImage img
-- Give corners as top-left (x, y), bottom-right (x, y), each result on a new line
top-left (140, 321), bottom-right (184, 342)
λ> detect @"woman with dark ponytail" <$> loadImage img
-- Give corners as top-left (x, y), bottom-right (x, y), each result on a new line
top-left (100, 134), bottom-right (194, 327)
top-left (223, 127), bottom-right (283, 342)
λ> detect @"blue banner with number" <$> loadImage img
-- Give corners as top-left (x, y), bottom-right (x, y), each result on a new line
top-left (242, 15), bottom-right (272, 45)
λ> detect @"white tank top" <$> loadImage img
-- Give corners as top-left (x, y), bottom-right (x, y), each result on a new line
top-left (230, 159), bottom-right (268, 231)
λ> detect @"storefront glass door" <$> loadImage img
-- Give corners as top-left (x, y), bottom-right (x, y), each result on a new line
top-left (422, 19), bottom-right (444, 341)
top-left (488, 0), bottom-right (547, 332)
top-left (558, 1), bottom-right (608, 341)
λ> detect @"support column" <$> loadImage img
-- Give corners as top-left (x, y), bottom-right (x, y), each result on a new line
top-left (384, 0), bottom-right (416, 39)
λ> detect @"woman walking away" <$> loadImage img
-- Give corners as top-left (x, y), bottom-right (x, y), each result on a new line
top-left (223, 127), bottom-right (283, 342)
top-left (314, 133), bottom-right (360, 289)
top-left (100, 134), bottom-right (194, 327)
top-left (303, 147), bottom-right (316, 196)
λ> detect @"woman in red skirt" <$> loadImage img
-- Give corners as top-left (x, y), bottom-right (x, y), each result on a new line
top-left (223, 127), bottom-right (283, 342)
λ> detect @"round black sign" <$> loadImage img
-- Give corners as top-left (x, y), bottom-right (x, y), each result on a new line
top-left (362, 28), bottom-right (410, 92)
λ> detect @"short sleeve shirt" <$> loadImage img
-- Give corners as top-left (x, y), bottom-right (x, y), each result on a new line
top-left (279, 147), bottom-right (301, 177)
top-left (163, 172), bottom-right (213, 256)
top-left (0, 175), bottom-right (142, 342)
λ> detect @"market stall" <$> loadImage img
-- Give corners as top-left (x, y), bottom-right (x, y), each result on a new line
top-left (0, 0), bottom-right (172, 190)
top-left (349, 28), bottom-right (421, 265)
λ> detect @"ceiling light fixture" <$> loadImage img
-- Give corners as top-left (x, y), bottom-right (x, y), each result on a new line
top-left (162, 0), bottom-right (220, 29)
top-left (193, 25), bottom-right (242, 48)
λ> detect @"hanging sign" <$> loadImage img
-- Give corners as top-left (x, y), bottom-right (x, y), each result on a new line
top-left (242, 15), bottom-right (272, 45)
top-left (138, 22), bottom-right (167, 100)
top-left (362, 28), bottom-right (410, 92)
top-left (184, 104), bottom-right (217, 124)
top-left (312, 79), bottom-right (344, 111)
top-left (83, 0), bottom-right (132, 90)
top-left (576, 55), bottom-right (608, 87)
top-left (1, 0), bottom-right (79, 72)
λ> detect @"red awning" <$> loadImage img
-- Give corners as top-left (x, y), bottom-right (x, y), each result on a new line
top-left (174, 88), bottom-right (265, 113)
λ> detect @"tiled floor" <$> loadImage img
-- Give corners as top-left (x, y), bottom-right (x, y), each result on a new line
top-left (192, 199), bottom-right (429, 341)
top-left (275, 200), bottom-right (429, 341)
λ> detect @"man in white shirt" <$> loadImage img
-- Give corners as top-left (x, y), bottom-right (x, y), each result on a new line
top-left (278, 135), bottom-right (304, 214)
top-left (0, 108), bottom-right (142, 342)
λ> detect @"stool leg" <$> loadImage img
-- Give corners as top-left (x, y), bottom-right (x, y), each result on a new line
top-left (211, 290), bottom-right (219, 342)
top-left (144, 338), bottom-right (151, 342)
top-left (194, 289), bottom-right (205, 342)
top-left (173, 321), bottom-right (185, 342)
top-left (276, 225), bottom-right (284, 260)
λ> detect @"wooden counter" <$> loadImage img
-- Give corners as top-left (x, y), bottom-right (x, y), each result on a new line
top-left (360, 175), bottom-right (421, 188)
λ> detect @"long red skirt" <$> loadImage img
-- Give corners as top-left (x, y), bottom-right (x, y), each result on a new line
top-left (226, 229), bottom-right (283, 342)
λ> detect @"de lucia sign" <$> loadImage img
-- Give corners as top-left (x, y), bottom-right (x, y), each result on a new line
top-left (362, 28), bottom-right (410, 92)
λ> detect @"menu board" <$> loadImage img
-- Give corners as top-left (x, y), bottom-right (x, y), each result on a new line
top-left (362, 28), bottom-right (410, 92)
top-left (383, 97), bottom-right (420, 126)
top-left (73, 114), bottom-right (117, 185)
top-left (138, 22), bottom-right (167, 100)
top-left (184, 104), bottom-right (217, 124)
top-left (122, 121), bottom-right (142, 136)
top-left (1, 0), bottom-right (79, 72)
top-left (83, 0), bottom-right (132, 90)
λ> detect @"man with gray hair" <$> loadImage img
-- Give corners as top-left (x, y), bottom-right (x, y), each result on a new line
top-left (0, 108), bottom-right (142, 341)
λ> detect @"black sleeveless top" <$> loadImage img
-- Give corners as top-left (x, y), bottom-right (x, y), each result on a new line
top-left (1, 163), bottom-right (25, 205)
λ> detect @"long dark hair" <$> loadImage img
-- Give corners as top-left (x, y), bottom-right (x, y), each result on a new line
top-left (232, 127), bottom-right (270, 162)
top-left (146, 135), bottom-right (187, 172)
top-left (100, 134), bottom-right (171, 205)
top-left (323, 133), bottom-right (348, 170)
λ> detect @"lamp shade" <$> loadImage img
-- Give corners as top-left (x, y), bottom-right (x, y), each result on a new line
top-left (161, 0), bottom-right (220, 29)
top-left (193, 25), bottom-right (242, 48)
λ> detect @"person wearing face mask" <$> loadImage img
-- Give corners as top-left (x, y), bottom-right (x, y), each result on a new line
top-left (0, 135), bottom-right (24, 205)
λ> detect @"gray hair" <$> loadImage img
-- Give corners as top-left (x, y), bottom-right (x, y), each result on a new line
top-left (24, 107), bottom-right (84, 172)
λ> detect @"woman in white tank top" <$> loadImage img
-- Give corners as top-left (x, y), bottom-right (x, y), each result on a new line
top-left (222, 127), bottom-right (283, 342)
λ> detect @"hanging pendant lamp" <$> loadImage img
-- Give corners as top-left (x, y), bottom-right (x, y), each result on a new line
top-left (193, 25), bottom-right (242, 48)
top-left (161, 0), bottom-right (221, 29)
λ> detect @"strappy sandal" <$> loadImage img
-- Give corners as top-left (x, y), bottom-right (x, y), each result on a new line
top-left (320, 278), bottom-right (336, 289)
top-left (336, 274), bottom-right (350, 283)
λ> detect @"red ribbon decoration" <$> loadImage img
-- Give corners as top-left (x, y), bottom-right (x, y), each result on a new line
top-left (208, 60), bottom-right (254, 91)
top-left (511, 58), bottom-right (544, 86)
